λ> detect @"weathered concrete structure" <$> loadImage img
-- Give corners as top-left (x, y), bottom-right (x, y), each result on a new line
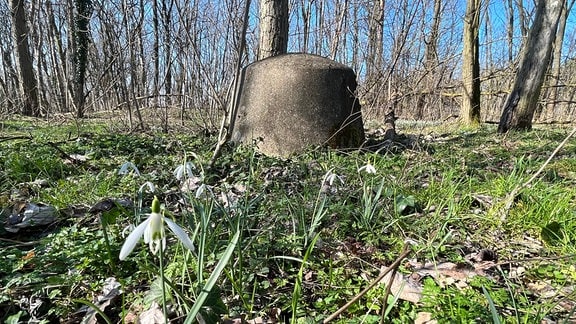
top-left (231, 53), bottom-right (365, 157)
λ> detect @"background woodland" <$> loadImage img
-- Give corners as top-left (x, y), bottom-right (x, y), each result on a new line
top-left (3, 0), bottom-right (576, 127)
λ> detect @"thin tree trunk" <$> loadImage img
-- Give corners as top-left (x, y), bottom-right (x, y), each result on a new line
top-left (153, 0), bottom-right (160, 99)
top-left (366, 0), bottom-right (384, 84)
top-left (545, 0), bottom-right (575, 121)
top-left (46, 0), bottom-right (68, 112)
top-left (161, 0), bottom-right (173, 131)
top-left (330, 0), bottom-right (348, 60)
top-left (498, 0), bottom-right (564, 132)
top-left (300, 0), bottom-right (310, 53)
top-left (506, 0), bottom-right (514, 63)
top-left (516, 0), bottom-right (528, 38)
top-left (72, 0), bottom-right (92, 118)
top-left (424, 0), bottom-right (441, 71)
top-left (461, 0), bottom-right (481, 126)
top-left (314, 0), bottom-right (324, 54)
top-left (10, 0), bottom-right (40, 116)
top-left (258, 0), bottom-right (288, 60)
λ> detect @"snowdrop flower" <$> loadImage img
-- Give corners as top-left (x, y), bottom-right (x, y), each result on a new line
top-left (322, 169), bottom-right (344, 187)
top-left (119, 196), bottom-right (195, 260)
top-left (138, 181), bottom-right (156, 194)
top-left (358, 163), bottom-right (377, 174)
top-left (195, 183), bottom-right (207, 199)
top-left (173, 162), bottom-right (195, 181)
top-left (118, 162), bottom-right (141, 176)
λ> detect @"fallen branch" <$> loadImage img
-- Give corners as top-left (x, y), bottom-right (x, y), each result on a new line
top-left (0, 135), bottom-right (32, 143)
top-left (323, 244), bottom-right (411, 323)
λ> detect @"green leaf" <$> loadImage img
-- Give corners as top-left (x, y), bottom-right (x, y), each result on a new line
top-left (541, 221), bottom-right (564, 245)
top-left (395, 194), bottom-right (416, 215)
top-left (184, 230), bottom-right (239, 324)
top-left (482, 286), bottom-right (502, 324)
top-left (5, 311), bottom-right (25, 324)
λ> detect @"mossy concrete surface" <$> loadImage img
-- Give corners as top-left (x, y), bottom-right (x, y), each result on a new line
top-left (231, 53), bottom-right (365, 157)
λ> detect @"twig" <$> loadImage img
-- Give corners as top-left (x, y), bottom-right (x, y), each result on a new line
top-left (379, 262), bottom-right (399, 324)
top-left (500, 125), bottom-right (576, 219)
top-left (0, 135), bottom-right (32, 143)
top-left (0, 237), bottom-right (38, 247)
top-left (209, 0), bottom-right (251, 168)
top-left (323, 245), bottom-right (411, 323)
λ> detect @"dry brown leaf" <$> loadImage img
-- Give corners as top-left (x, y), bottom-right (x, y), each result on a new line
top-left (412, 261), bottom-right (476, 287)
top-left (380, 266), bottom-right (423, 303)
top-left (414, 311), bottom-right (437, 324)
top-left (138, 302), bottom-right (165, 324)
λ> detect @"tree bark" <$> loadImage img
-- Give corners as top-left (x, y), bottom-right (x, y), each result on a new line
top-left (366, 0), bottom-right (384, 84)
top-left (424, 0), bottom-right (442, 71)
top-left (498, 0), bottom-right (564, 133)
top-left (506, 0), bottom-right (514, 63)
top-left (46, 0), bottom-right (69, 112)
top-left (545, 0), bottom-right (575, 121)
top-left (10, 0), bottom-right (40, 116)
top-left (72, 0), bottom-right (92, 118)
top-left (461, 0), bottom-right (481, 126)
top-left (258, 0), bottom-right (288, 60)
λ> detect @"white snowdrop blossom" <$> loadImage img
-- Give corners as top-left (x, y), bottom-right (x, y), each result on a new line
top-left (119, 196), bottom-right (195, 260)
top-left (195, 183), bottom-right (208, 199)
top-left (322, 169), bottom-right (344, 187)
top-left (358, 163), bottom-right (377, 174)
top-left (118, 162), bottom-right (141, 176)
top-left (138, 181), bottom-right (156, 194)
top-left (173, 162), bottom-right (195, 181)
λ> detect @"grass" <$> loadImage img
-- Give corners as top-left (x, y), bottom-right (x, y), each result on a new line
top-left (1, 118), bottom-right (575, 323)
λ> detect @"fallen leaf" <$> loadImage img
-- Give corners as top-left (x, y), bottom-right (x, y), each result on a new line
top-left (139, 302), bottom-right (165, 324)
top-left (414, 311), bottom-right (436, 324)
top-left (380, 266), bottom-right (423, 303)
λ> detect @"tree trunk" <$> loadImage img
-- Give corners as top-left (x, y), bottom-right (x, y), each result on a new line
top-left (506, 0), bottom-right (514, 63)
top-left (72, 0), bottom-right (92, 118)
top-left (329, 0), bottom-right (348, 61)
top-left (460, 0), bottom-right (481, 126)
top-left (46, 0), bottom-right (69, 113)
top-left (10, 0), bottom-right (40, 116)
top-left (545, 0), bottom-right (574, 121)
top-left (498, 0), bottom-right (563, 133)
top-left (366, 0), bottom-right (384, 85)
top-left (258, 0), bottom-right (288, 60)
top-left (424, 0), bottom-right (441, 71)
top-left (516, 0), bottom-right (528, 39)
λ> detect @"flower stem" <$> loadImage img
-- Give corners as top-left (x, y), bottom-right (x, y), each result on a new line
top-left (159, 247), bottom-right (168, 322)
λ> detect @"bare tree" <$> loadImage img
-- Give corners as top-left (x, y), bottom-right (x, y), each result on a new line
top-left (506, 0), bottom-right (514, 63)
top-left (329, 0), bottom-right (349, 60)
top-left (544, 0), bottom-right (576, 121)
top-left (498, 0), bottom-right (564, 132)
top-left (258, 0), bottom-right (288, 60)
top-left (461, 0), bottom-right (481, 126)
top-left (424, 0), bottom-right (442, 71)
top-left (71, 0), bottom-right (92, 118)
top-left (10, 0), bottom-right (40, 116)
top-left (365, 0), bottom-right (384, 89)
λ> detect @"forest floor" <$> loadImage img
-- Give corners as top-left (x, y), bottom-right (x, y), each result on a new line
top-left (1, 117), bottom-right (575, 323)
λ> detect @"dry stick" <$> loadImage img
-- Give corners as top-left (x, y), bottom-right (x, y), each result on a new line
top-left (209, 0), bottom-right (251, 169)
top-left (323, 245), bottom-right (411, 323)
top-left (379, 262), bottom-right (399, 324)
top-left (501, 125), bottom-right (576, 219)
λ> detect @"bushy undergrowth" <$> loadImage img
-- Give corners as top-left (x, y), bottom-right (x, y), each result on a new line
top-left (1, 118), bottom-right (575, 323)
